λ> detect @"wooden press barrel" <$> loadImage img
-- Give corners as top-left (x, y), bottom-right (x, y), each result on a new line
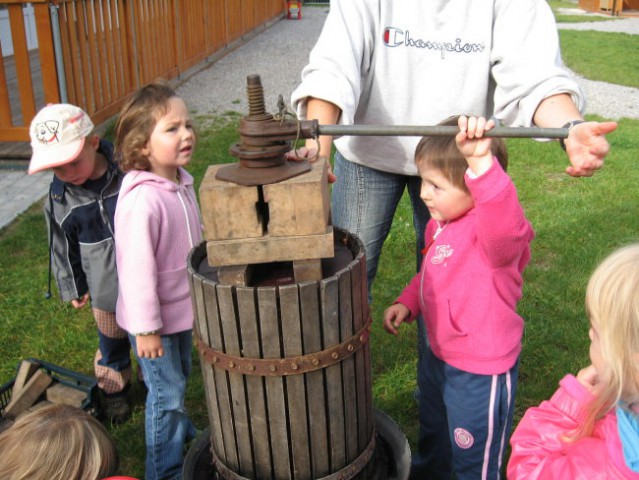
top-left (187, 228), bottom-right (375, 480)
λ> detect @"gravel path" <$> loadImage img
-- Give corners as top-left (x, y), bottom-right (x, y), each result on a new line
top-left (177, 7), bottom-right (330, 121)
top-left (177, 7), bottom-right (639, 122)
top-left (557, 13), bottom-right (639, 120)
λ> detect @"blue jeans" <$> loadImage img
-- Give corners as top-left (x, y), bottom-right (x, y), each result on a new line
top-left (331, 151), bottom-right (430, 296)
top-left (332, 151), bottom-right (431, 401)
top-left (411, 348), bottom-right (519, 480)
top-left (130, 331), bottom-right (197, 480)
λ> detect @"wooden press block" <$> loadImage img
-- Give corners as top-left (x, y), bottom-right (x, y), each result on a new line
top-left (262, 157), bottom-right (330, 236)
top-left (199, 164), bottom-right (263, 241)
top-left (207, 227), bottom-right (334, 266)
top-left (217, 264), bottom-right (253, 286)
top-left (4, 369), bottom-right (53, 419)
top-left (293, 259), bottom-right (323, 282)
top-left (46, 382), bottom-right (87, 408)
top-left (12, 359), bottom-right (41, 395)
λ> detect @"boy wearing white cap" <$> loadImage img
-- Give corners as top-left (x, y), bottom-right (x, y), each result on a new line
top-left (28, 103), bottom-right (135, 423)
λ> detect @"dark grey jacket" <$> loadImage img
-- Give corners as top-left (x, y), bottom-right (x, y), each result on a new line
top-left (45, 140), bottom-right (123, 311)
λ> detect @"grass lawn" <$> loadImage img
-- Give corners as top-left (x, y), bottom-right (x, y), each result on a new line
top-left (1, 9), bottom-right (638, 480)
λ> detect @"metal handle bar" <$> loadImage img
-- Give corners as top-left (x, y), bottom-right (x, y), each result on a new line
top-left (316, 125), bottom-right (568, 139)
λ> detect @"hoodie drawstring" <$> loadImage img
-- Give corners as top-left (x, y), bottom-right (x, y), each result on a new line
top-left (177, 189), bottom-right (195, 248)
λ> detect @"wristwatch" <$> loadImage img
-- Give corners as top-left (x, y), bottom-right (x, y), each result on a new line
top-left (560, 120), bottom-right (585, 151)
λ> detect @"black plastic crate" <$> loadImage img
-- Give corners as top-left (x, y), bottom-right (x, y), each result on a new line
top-left (0, 358), bottom-right (99, 417)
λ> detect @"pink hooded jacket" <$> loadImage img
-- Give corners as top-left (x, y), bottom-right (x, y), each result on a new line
top-left (115, 168), bottom-right (202, 335)
top-left (396, 160), bottom-right (534, 375)
top-left (508, 374), bottom-right (639, 479)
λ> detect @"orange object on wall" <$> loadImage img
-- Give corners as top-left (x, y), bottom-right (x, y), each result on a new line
top-left (287, 1), bottom-right (302, 19)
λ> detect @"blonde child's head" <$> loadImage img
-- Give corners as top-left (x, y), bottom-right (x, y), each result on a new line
top-left (414, 115), bottom-right (508, 193)
top-left (115, 79), bottom-right (193, 173)
top-left (585, 244), bottom-right (639, 412)
top-left (0, 403), bottom-right (119, 480)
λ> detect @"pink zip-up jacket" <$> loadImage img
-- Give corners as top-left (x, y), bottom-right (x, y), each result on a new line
top-left (508, 374), bottom-right (639, 479)
top-left (396, 160), bottom-right (534, 375)
top-left (115, 168), bottom-right (202, 335)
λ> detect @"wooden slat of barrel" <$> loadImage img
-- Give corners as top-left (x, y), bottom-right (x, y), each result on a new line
top-left (237, 287), bottom-right (271, 478)
top-left (218, 285), bottom-right (253, 475)
top-left (299, 281), bottom-right (329, 477)
top-left (193, 277), bottom-right (227, 463)
top-left (209, 284), bottom-right (240, 470)
top-left (280, 284), bottom-right (312, 478)
top-left (357, 254), bottom-right (374, 443)
top-left (337, 270), bottom-right (359, 463)
top-left (350, 255), bottom-right (372, 450)
top-left (258, 287), bottom-right (291, 479)
top-left (321, 277), bottom-right (346, 470)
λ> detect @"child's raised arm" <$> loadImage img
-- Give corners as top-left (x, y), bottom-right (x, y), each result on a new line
top-left (455, 115), bottom-right (495, 176)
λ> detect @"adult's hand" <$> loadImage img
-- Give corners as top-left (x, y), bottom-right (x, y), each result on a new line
top-left (564, 121), bottom-right (617, 177)
top-left (286, 146), bottom-right (337, 183)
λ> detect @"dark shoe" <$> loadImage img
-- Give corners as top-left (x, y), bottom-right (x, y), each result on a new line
top-left (102, 392), bottom-right (131, 423)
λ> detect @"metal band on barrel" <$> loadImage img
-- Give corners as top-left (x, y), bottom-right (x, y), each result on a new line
top-left (194, 316), bottom-right (372, 376)
top-left (209, 429), bottom-right (377, 480)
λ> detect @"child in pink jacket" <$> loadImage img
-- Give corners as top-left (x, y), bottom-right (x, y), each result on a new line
top-left (508, 244), bottom-right (639, 479)
top-left (384, 115), bottom-right (534, 479)
top-left (114, 80), bottom-right (202, 480)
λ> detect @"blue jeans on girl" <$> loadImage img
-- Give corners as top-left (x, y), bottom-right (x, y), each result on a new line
top-left (331, 151), bottom-right (430, 295)
top-left (130, 331), bottom-right (197, 480)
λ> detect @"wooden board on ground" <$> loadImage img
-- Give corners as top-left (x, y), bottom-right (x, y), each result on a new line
top-left (4, 369), bottom-right (52, 419)
top-left (46, 382), bottom-right (87, 408)
top-left (12, 359), bottom-right (41, 394)
top-left (0, 417), bottom-right (14, 434)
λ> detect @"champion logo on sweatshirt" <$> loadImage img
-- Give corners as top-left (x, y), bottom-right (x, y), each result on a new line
top-left (383, 27), bottom-right (485, 59)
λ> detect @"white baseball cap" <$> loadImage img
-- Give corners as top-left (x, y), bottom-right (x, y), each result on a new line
top-left (28, 104), bottom-right (94, 175)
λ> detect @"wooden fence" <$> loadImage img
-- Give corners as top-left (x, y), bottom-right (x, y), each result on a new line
top-left (0, 0), bottom-right (286, 143)
top-left (578, 0), bottom-right (639, 16)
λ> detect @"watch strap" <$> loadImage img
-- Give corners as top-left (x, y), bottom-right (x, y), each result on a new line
top-left (560, 120), bottom-right (585, 150)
